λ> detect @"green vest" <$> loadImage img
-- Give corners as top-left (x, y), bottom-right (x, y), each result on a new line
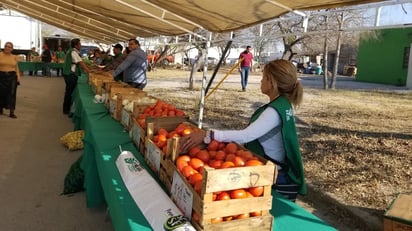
top-left (245, 96), bottom-right (307, 195)
top-left (63, 48), bottom-right (81, 76)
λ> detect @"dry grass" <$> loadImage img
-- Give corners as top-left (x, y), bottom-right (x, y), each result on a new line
top-left (146, 69), bottom-right (412, 215)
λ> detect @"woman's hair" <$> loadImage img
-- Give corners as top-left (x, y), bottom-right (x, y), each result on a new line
top-left (263, 59), bottom-right (303, 108)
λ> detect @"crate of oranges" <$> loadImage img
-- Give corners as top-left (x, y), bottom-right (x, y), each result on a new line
top-left (145, 120), bottom-right (198, 178)
top-left (130, 100), bottom-right (187, 156)
top-left (169, 141), bottom-right (276, 231)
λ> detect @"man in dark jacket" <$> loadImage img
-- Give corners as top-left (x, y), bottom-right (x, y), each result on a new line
top-left (41, 45), bottom-right (52, 77)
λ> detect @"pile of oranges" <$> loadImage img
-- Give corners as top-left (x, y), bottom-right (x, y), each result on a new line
top-left (151, 123), bottom-right (197, 153)
top-left (135, 100), bottom-right (186, 129)
top-left (176, 141), bottom-right (265, 223)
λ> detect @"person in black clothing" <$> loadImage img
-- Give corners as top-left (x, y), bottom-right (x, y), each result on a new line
top-left (41, 45), bottom-right (52, 76)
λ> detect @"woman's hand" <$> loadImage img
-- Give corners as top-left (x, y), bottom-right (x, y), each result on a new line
top-left (179, 130), bottom-right (206, 153)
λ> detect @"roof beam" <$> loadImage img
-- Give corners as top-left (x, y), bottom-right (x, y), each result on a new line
top-left (6, 0), bottom-right (131, 41)
top-left (2, 3), bottom-right (116, 43)
top-left (54, 0), bottom-right (158, 37)
top-left (114, 0), bottom-right (206, 40)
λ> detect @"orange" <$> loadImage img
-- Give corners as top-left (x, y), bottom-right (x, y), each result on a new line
top-left (230, 189), bottom-right (247, 199)
top-left (234, 213), bottom-right (250, 220)
top-left (193, 180), bottom-right (203, 195)
top-left (208, 150), bottom-right (217, 160)
top-left (176, 155), bottom-right (190, 172)
top-left (189, 158), bottom-right (204, 171)
top-left (233, 156), bottom-right (245, 167)
top-left (239, 150), bottom-right (254, 160)
top-left (174, 124), bottom-right (186, 135)
top-left (223, 216), bottom-right (233, 221)
top-left (211, 217), bottom-right (223, 224)
top-left (221, 161), bottom-right (235, 169)
top-left (245, 159), bottom-right (264, 166)
top-left (188, 173), bottom-right (203, 185)
top-left (182, 165), bottom-right (197, 178)
top-left (248, 186), bottom-right (264, 197)
top-left (245, 191), bottom-right (254, 198)
top-left (250, 211), bottom-right (262, 217)
top-left (182, 128), bottom-right (192, 136)
top-left (225, 142), bottom-right (238, 154)
top-left (216, 191), bottom-right (231, 200)
top-left (157, 134), bottom-right (167, 142)
top-left (217, 142), bottom-right (226, 150)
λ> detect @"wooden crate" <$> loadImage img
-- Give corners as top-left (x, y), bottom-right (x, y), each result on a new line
top-left (165, 141), bottom-right (276, 231)
top-left (131, 96), bottom-right (158, 118)
top-left (120, 107), bottom-right (133, 131)
top-left (384, 194), bottom-right (412, 231)
top-left (144, 117), bottom-right (192, 174)
top-left (109, 89), bottom-right (147, 120)
top-left (131, 119), bottom-right (146, 155)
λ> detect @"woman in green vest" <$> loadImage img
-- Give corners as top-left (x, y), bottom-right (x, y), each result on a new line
top-left (180, 59), bottom-right (306, 202)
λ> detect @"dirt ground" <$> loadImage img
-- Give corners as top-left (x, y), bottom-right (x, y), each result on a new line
top-left (0, 69), bottom-right (410, 231)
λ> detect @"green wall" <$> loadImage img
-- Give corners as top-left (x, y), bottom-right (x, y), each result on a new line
top-left (357, 28), bottom-right (412, 86)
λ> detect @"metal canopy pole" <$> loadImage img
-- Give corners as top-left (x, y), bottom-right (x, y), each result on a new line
top-left (198, 32), bottom-right (212, 129)
top-left (205, 39), bottom-right (232, 95)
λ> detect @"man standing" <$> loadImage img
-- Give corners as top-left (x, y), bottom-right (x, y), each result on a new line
top-left (41, 44), bottom-right (52, 76)
top-left (28, 47), bottom-right (39, 76)
top-left (238, 46), bottom-right (253, 91)
top-left (111, 39), bottom-right (147, 89)
top-left (55, 46), bottom-right (65, 76)
top-left (103, 43), bottom-right (124, 81)
top-left (62, 38), bottom-right (90, 115)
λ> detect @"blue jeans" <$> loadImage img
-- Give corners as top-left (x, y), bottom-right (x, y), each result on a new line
top-left (240, 66), bottom-right (250, 90)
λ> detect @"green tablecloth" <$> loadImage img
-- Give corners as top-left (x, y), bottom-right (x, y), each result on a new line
top-left (71, 76), bottom-right (337, 231)
top-left (18, 62), bottom-right (63, 72)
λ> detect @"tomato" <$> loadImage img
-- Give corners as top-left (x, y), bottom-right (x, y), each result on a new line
top-left (207, 139), bottom-right (219, 151)
top-left (211, 217), bottom-right (223, 224)
top-left (230, 189), bottom-right (247, 199)
top-left (189, 147), bottom-right (201, 157)
top-left (248, 186), bottom-right (264, 197)
top-left (189, 158), bottom-right (204, 171)
top-left (208, 150), bottom-right (217, 160)
top-left (217, 142), bottom-right (226, 150)
top-left (215, 150), bottom-right (226, 161)
top-left (225, 142), bottom-right (238, 154)
top-left (245, 159), bottom-right (264, 166)
top-left (175, 110), bottom-right (185, 116)
top-left (216, 191), bottom-right (231, 200)
top-left (196, 150), bottom-right (210, 163)
top-left (208, 160), bottom-right (223, 169)
top-left (192, 210), bottom-right (200, 222)
top-left (225, 153), bottom-right (236, 162)
top-left (158, 128), bottom-right (168, 136)
top-left (175, 124), bottom-right (186, 135)
top-left (240, 151), bottom-right (254, 160)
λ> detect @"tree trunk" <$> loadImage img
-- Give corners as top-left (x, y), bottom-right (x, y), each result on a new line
top-left (323, 15), bottom-right (329, 89)
top-left (331, 32), bottom-right (342, 89)
top-left (188, 49), bottom-right (203, 90)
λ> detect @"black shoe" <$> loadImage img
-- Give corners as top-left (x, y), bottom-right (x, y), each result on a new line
top-left (9, 113), bottom-right (17, 119)
top-left (0, 108), bottom-right (3, 114)
top-left (242, 88), bottom-right (246, 92)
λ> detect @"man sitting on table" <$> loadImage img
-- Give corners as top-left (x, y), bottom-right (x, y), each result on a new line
top-left (103, 43), bottom-right (124, 81)
top-left (110, 39), bottom-right (147, 89)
